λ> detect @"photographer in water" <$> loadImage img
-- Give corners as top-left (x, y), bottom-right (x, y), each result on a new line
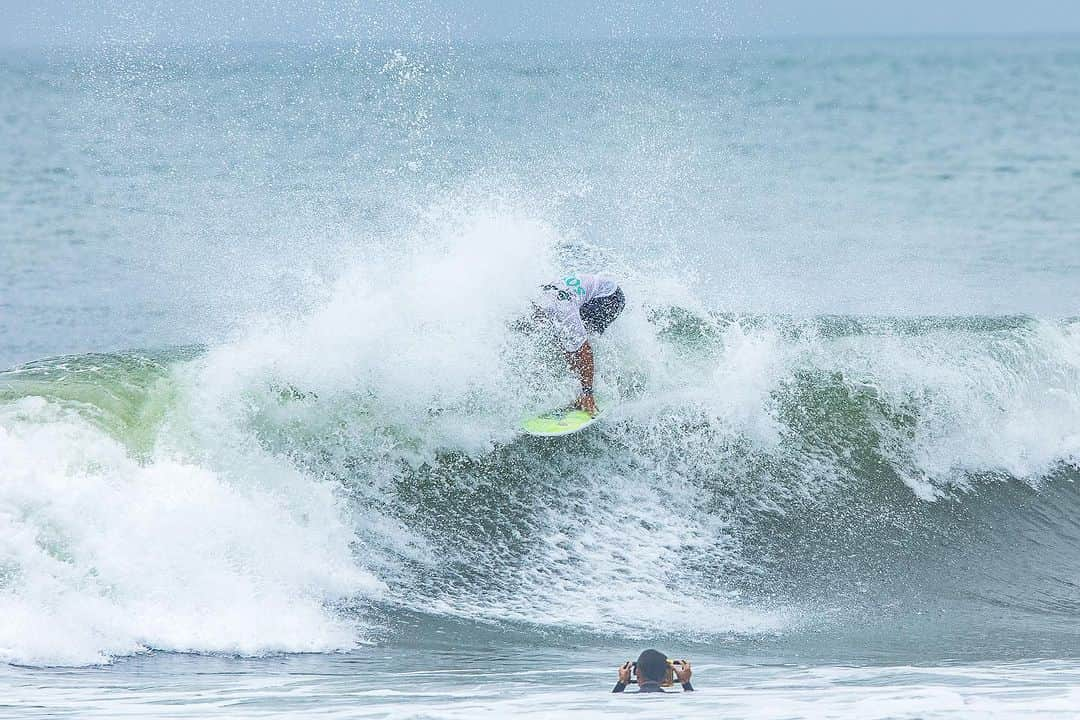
top-left (612, 649), bottom-right (694, 693)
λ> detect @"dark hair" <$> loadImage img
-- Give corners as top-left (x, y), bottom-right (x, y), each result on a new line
top-left (635, 649), bottom-right (668, 683)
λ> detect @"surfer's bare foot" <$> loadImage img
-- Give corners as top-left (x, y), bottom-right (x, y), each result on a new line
top-left (576, 395), bottom-right (598, 415)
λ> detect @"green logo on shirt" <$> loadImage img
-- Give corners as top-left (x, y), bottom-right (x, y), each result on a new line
top-left (542, 276), bottom-right (587, 301)
top-left (564, 276), bottom-right (586, 297)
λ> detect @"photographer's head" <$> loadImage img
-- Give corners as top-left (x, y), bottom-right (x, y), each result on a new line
top-left (634, 649), bottom-right (669, 684)
top-left (614, 650), bottom-right (693, 693)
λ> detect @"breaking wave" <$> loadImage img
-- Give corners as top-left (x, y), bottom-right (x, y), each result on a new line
top-left (4, 208), bottom-right (1080, 666)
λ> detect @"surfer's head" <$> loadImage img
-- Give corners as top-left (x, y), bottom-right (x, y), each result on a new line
top-left (634, 649), bottom-right (668, 683)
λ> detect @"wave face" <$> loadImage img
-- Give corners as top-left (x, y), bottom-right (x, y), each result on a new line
top-left (4, 214), bottom-right (1080, 666)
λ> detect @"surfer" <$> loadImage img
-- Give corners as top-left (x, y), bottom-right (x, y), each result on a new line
top-left (612, 649), bottom-right (694, 693)
top-left (536, 273), bottom-right (625, 415)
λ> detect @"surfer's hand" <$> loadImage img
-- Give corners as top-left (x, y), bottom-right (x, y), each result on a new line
top-left (576, 394), bottom-right (598, 416)
top-left (618, 661), bottom-right (632, 684)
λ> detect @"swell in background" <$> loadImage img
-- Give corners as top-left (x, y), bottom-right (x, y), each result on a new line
top-left (3, 37), bottom-right (1080, 366)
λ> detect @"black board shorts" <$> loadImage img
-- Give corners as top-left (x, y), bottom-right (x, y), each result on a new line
top-left (580, 287), bottom-right (625, 335)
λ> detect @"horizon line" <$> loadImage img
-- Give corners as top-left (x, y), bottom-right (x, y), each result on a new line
top-left (2, 29), bottom-right (1079, 53)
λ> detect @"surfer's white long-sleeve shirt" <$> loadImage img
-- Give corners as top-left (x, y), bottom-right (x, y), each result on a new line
top-left (538, 273), bottom-right (619, 352)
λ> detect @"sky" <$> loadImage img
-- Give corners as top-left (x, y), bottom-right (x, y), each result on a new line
top-left (2, 0), bottom-right (1080, 48)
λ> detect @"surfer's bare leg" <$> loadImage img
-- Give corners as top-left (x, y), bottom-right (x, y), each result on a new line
top-left (567, 341), bottom-right (598, 415)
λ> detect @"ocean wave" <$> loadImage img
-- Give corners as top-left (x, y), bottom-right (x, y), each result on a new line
top-left (3, 213), bottom-right (1080, 665)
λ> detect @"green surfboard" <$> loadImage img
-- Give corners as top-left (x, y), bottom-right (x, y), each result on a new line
top-left (521, 405), bottom-right (602, 437)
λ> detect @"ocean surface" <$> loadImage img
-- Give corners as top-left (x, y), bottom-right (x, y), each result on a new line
top-left (2, 34), bottom-right (1080, 718)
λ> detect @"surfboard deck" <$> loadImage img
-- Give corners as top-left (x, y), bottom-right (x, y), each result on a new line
top-left (521, 405), bottom-right (602, 437)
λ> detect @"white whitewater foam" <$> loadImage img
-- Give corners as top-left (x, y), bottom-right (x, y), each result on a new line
top-left (5, 657), bottom-right (1079, 719)
top-left (804, 319), bottom-right (1080, 497)
top-left (0, 395), bottom-right (381, 666)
